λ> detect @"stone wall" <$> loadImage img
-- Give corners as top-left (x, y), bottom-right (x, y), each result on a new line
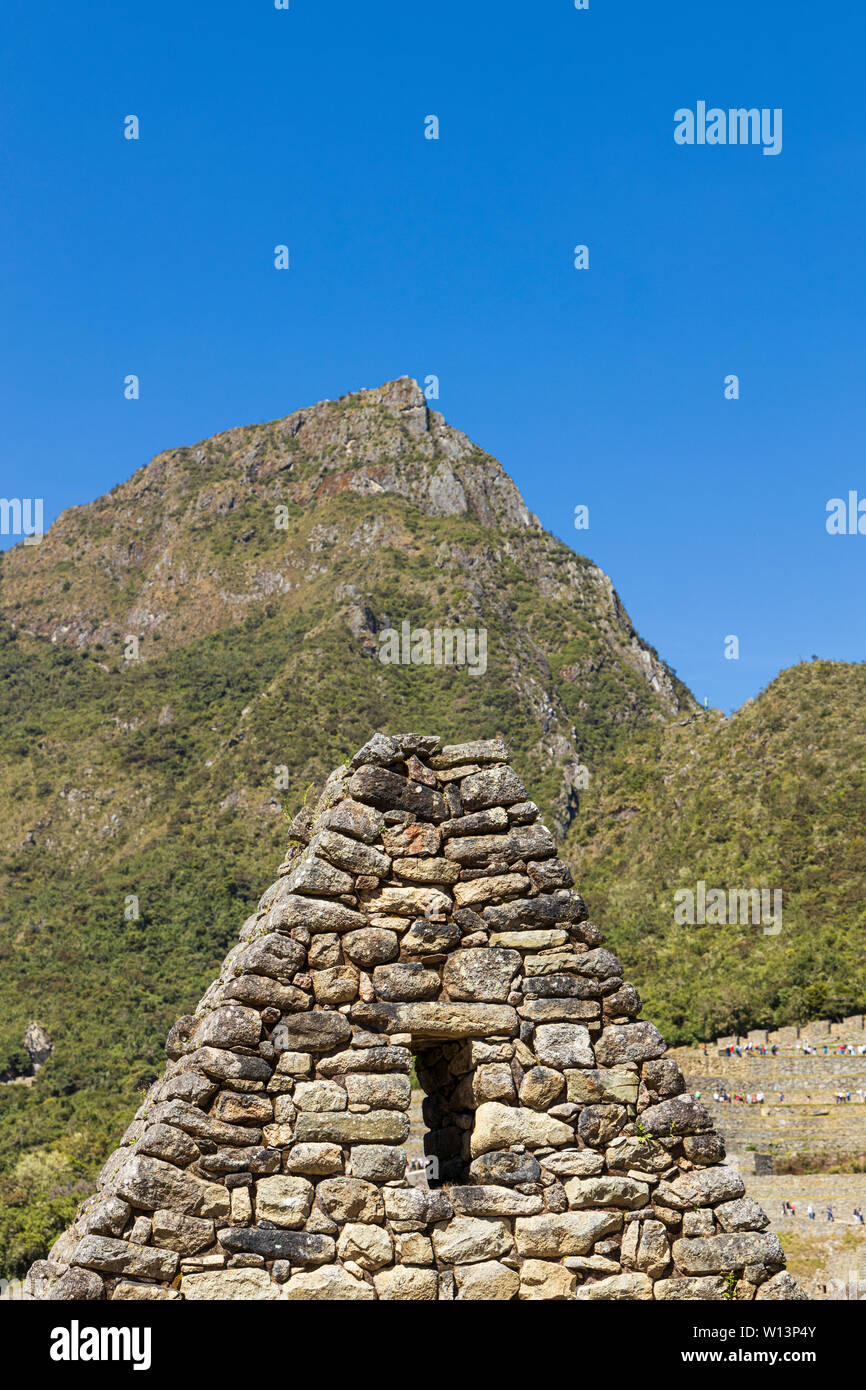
top-left (25, 734), bottom-right (805, 1302)
top-left (717, 1017), bottom-right (866, 1051)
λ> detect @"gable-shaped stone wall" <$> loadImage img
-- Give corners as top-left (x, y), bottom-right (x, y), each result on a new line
top-left (26, 734), bottom-right (805, 1301)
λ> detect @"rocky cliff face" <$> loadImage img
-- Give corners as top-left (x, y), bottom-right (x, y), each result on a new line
top-left (0, 378), bottom-right (683, 704)
top-left (0, 378), bottom-right (690, 844)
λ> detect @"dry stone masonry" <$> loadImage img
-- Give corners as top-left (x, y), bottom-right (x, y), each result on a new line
top-left (26, 734), bottom-right (806, 1301)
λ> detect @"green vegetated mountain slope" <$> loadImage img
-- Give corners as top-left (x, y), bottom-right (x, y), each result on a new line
top-left (0, 377), bottom-right (861, 1277)
top-left (569, 660), bottom-right (866, 1044)
top-left (0, 377), bottom-right (692, 1275)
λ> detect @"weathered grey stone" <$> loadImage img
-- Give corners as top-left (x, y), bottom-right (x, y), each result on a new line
top-left (565, 1176), bottom-right (650, 1210)
top-left (577, 1104), bottom-right (627, 1147)
top-left (657, 1166), bottom-right (745, 1210)
top-left (460, 765), bottom-right (526, 810)
top-left (254, 1175), bottom-right (314, 1228)
top-left (311, 965), bottom-right (360, 1004)
top-left (605, 1136), bottom-right (673, 1173)
top-left (395, 1232), bottom-right (434, 1265)
top-left (441, 807), bottom-right (509, 838)
top-left (149, 1099), bottom-right (262, 1147)
top-left (431, 740), bottom-right (506, 768)
top-left (490, 929), bottom-right (569, 950)
top-left (344, 1072), bottom-right (412, 1110)
top-left (400, 919), bottom-right (462, 954)
top-left (520, 998), bottom-right (598, 1024)
top-left (72, 1236), bottom-right (178, 1281)
top-left (234, 932), bottom-right (306, 981)
top-left (348, 1145), bottom-right (407, 1182)
top-left (307, 934), bottom-right (343, 969)
top-left (223, 974), bottom-right (308, 1012)
top-left (575, 1272), bottom-right (653, 1300)
top-left (156, 1072), bottom-right (218, 1107)
top-left (311, 828), bottom-right (391, 877)
top-left (455, 1259), bottom-right (520, 1300)
top-left (373, 962), bottom-right (441, 1001)
top-left (192, 1005), bottom-right (261, 1051)
top-left (642, 1058), bottom-right (686, 1097)
top-left (282, 1265), bottom-right (376, 1300)
top-left (519, 1065), bottom-right (565, 1110)
top-left (293, 1079), bottom-right (347, 1112)
top-left (715, 1198), bottom-right (769, 1233)
top-left (526, 860), bottom-right (573, 892)
top-left (211, 1091), bottom-right (273, 1126)
top-left (541, 1149), bottom-right (605, 1179)
top-left (269, 892), bottom-right (366, 935)
top-left (518, 1259), bottom-right (577, 1300)
top-left (373, 1266), bottom-right (438, 1300)
top-left (114, 1155), bottom-right (229, 1219)
top-left (285, 1142), bottom-right (344, 1175)
top-left (470, 1102), bottom-right (574, 1157)
top-left (317, 1045), bottom-right (412, 1076)
top-left (566, 1067), bottom-right (639, 1105)
top-left (442, 948), bottom-right (521, 1003)
top-left (365, 884), bottom-right (452, 918)
top-left (43, 1267), bottom-right (106, 1300)
top-left (432, 1216), bottom-right (512, 1265)
top-left (295, 1109), bottom-right (410, 1145)
top-left (199, 1146), bottom-right (280, 1175)
top-left (594, 1022), bottom-right (666, 1066)
top-left (381, 821), bottom-right (442, 856)
top-left (342, 928), bottom-right (400, 967)
top-left (355, 1000), bottom-right (518, 1041)
top-left (317, 1177), bottom-right (385, 1224)
top-left (449, 1186), bottom-right (543, 1217)
top-left (112, 1282), bottom-right (181, 1300)
top-left (348, 765), bottom-right (447, 821)
top-left (182, 1268), bottom-right (280, 1300)
top-left (151, 1209), bottom-right (215, 1256)
top-left (682, 1132), bottom-right (726, 1165)
top-left (135, 1123), bottom-right (200, 1167)
top-left (218, 1227), bottom-right (335, 1265)
top-left (672, 1233), bottom-right (785, 1275)
top-left (392, 856), bottom-right (461, 884)
top-left (79, 1196), bottom-right (132, 1238)
top-left (383, 1187), bottom-right (454, 1229)
top-left (620, 1218), bottom-right (670, 1277)
top-left (602, 984), bottom-right (642, 1018)
top-left (165, 1016), bottom-right (197, 1059)
top-left (320, 797), bottom-right (383, 843)
top-left (444, 825), bottom-right (555, 867)
top-left (755, 1271), bottom-right (810, 1301)
top-left (181, 1047), bottom-right (272, 1083)
top-left (483, 891), bottom-right (585, 933)
top-left (653, 1275), bottom-right (728, 1300)
top-left (336, 1222), bottom-right (394, 1272)
top-left (283, 853), bottom-right (355, 898)
top-left (274, 1010), bottom-right (353, 1052)
top-left (468, 1150), bottom-right (541, 1186)
top-left (453, 873), bottom-right (528, 906)
top-left (514, 1211), bottom-right (623, 1257)
top-left (273, 1050), bottom-right (313, 1078)
top-left (533, 1023), bottom-right (594, 1069)
top-left (638, 1094), bottom-right (713, 1137)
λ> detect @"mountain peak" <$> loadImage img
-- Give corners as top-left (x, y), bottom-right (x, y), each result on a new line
top-left (344, 375), bottom-right (427, 411)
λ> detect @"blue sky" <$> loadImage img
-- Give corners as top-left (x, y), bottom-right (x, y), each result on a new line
top-left (1, 0), bottom-right (864, 710)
